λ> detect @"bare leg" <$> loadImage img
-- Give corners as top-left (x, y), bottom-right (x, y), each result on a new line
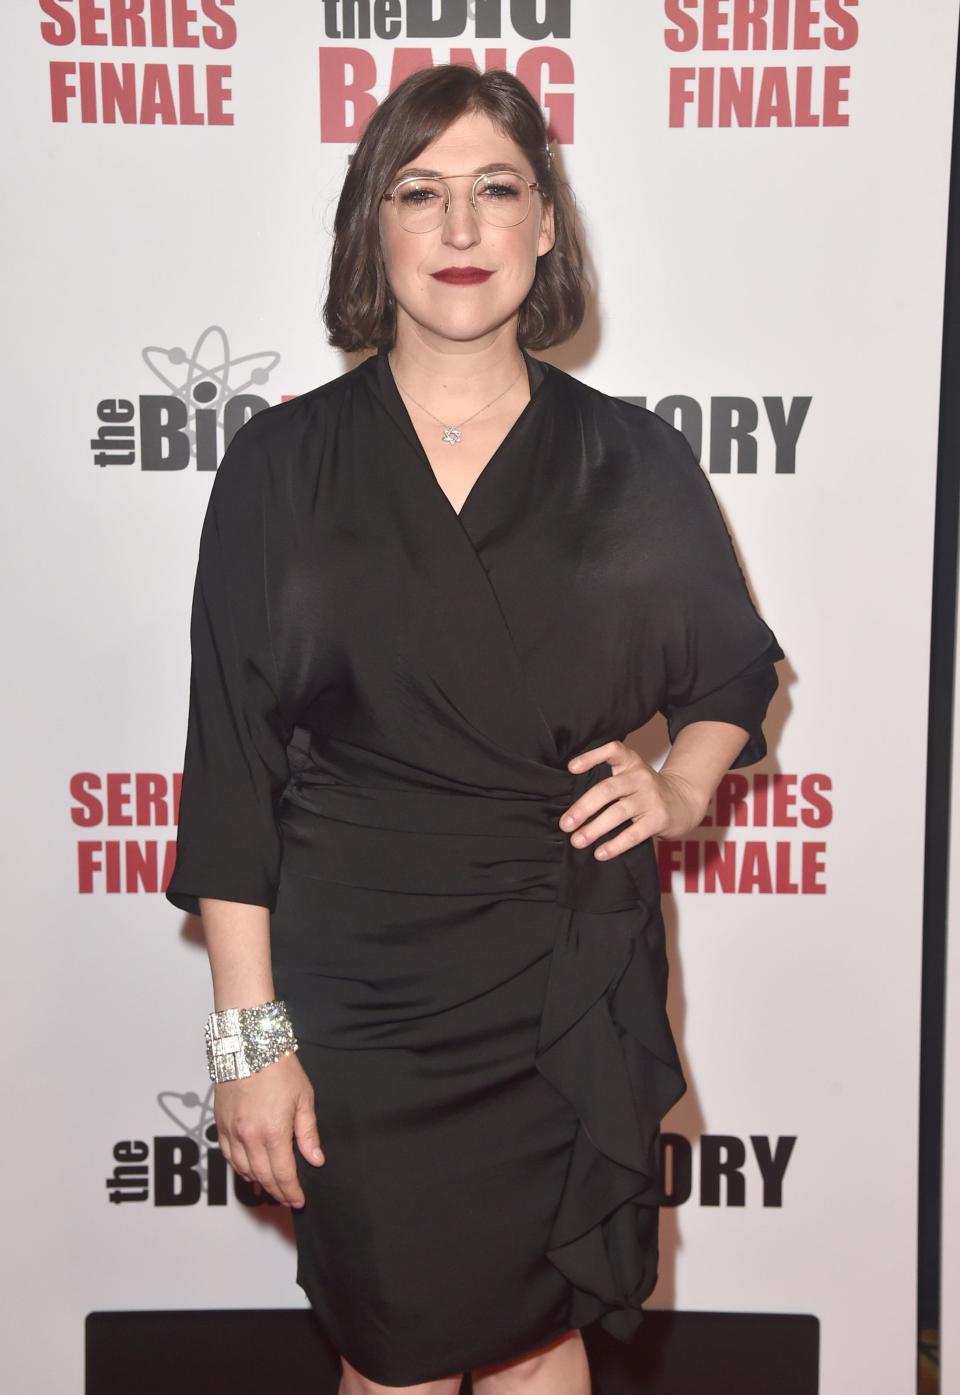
top-left (471, 1329), bottom-right (591, 1394)
top-left (339, 1354), bottom-right (464, 1395)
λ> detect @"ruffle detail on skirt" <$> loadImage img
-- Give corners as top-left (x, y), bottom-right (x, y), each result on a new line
top-left (534, 901), bottom-right (687, 1340)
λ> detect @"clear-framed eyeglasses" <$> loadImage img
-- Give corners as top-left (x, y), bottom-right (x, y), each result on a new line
top-left (382, 169), bottom-right (542, 233)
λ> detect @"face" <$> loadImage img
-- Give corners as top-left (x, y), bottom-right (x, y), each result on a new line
top-left (378, 109), bottom-right (556, 350)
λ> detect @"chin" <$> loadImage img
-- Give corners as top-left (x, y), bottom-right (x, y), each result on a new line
top-left (413, 303), bottom-right (523, 344)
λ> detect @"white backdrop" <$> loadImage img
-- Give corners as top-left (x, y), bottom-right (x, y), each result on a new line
top-left (2, 3), bottom-right (958, 1392)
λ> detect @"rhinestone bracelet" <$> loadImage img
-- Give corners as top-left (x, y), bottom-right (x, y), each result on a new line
top-left (204, 998), bottom-right (299, 1084)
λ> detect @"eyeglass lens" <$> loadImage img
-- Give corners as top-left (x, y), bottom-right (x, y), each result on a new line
top-left (392, 172), bottom-right (531, 231)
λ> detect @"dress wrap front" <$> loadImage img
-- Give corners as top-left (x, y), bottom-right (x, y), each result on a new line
top-left (165, 347), bottom-right (784, 1384)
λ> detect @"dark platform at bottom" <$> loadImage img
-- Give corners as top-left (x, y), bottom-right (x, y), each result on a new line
top-left (86, 1307), bottom-right (820, 1393)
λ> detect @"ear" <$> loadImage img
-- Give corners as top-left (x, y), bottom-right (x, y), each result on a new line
top-left (537, 198), bottom-right (556, 257)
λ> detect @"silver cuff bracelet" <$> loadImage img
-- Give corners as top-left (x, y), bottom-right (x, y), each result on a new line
top-left (204, 998), bottom-right (299, 1084)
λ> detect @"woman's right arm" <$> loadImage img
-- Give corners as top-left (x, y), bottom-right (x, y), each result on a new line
top-left (201, 897), bottom-right (326, 1209)
top-left (163, 414), bottom-right (326, 1207)
top-left (202, 898), bottom-right (275, 1011)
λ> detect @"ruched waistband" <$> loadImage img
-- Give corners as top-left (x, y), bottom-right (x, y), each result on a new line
top-left (278, 773), bottom-right (660, 912)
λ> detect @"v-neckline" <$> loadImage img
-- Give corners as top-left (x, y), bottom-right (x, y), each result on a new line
top-left (374, 345), bottom-right (549, 526)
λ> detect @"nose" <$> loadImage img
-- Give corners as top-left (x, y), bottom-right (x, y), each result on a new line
top-left (440, 186), bottom-right (482, 250)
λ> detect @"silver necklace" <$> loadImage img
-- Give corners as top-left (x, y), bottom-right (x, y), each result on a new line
top-left (389, 355), bottom-right (526, 445)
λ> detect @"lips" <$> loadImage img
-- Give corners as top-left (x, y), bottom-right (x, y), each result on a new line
top-left (431, 267), bottom-right (493, 285)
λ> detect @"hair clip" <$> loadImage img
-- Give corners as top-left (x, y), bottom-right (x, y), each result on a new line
top-left (545, 143), bottom-right (554, 162)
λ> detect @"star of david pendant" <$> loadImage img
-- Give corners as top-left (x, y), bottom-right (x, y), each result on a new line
top-left (441, 426), bottom-right (462, 445)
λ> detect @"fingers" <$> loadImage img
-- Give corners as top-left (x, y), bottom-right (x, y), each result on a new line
top-left (294, 1096), bottom-right (326, 1167)
top-left (585, 808), bottom-right (665, 859)
top-left (221, 1135), bottom-right (254, 1184)
top-left (560, 752), bottom-right (663, 859)
top-left (225, 1127), bottom-right (306, 1209)
top-left (560, 766), bottom-right (647, 833)
top-left (214, 1074), bottom-right (323, 1208)
top-left (261, 1132), bottom-right (307, 1208)
top-left (567, 739), bottom-right (621, 773)
top-left (568, 796), bottom-right (666, 859)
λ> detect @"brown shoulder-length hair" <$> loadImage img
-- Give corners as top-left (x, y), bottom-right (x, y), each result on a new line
top-left (323, 65), bottom-right (587, 352)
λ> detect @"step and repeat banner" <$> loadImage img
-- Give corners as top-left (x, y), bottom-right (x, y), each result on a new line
top-left (3, 3), bottom-right (958, 1393)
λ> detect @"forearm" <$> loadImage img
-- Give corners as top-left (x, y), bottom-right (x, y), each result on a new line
top-left (657, 719), bottom-right (751, 823)
top-left (199, 898), bottom-right (275, 1010)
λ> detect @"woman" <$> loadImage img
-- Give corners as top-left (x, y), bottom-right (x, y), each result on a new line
top-left (166, 64), bottom-right (784, 1395)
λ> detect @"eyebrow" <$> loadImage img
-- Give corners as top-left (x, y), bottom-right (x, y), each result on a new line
top-left (393, 161), bottom-right (526, 179)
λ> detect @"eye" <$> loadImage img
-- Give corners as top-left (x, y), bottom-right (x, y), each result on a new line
top-left (398, 185), bottom-right (441, 205)
top-left (477, 177), bottom-right (523, 200)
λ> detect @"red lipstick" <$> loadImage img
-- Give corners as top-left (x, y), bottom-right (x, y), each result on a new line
top-left (431, 267), bottom-right (493, 285)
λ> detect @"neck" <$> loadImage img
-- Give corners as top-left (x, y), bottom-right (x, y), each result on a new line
top-left (388, 319), bottom-right (526, 414)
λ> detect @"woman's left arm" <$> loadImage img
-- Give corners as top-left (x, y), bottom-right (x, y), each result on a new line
top-left (559, 411), bottom-right (788, 859)
top-left (559, 719), bottom-right (749, 860)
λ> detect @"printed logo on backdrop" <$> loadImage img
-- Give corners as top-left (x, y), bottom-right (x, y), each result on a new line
top-left (39, 0), bottom-right (238, 125)
top-left (107, 1087), bottom-right (797, 1208)
top-left (107, 1087), bottom-right (286, 1207)
top-left (621, 393), bottom-right (811, 474)
top-left (89, 326), bottom-right (281, 471)
top-left (69, 766), bottom-right (830, 898)
top-left (87, 325), bottom-right (806, 475)
top-left (659, 771), bottom-right (831, 895)
top-left (664, 0), bottom-right (860, 128)
top-left (73, 768), bottom-right (179, 892)
top-left (319, 0), bottom-right (575, 142)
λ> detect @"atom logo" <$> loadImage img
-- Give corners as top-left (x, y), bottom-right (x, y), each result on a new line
top-left (90, 325), bottom-right (283, 472)
top-left (142, 324), bottom-right (281, 440)
top-left (157, 1087), bottom-right (220, 1196)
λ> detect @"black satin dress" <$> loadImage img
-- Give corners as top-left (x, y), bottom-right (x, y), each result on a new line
top-left (165, 346), bottom-right (784, 1386)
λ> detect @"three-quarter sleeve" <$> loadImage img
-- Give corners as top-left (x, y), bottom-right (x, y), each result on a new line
top-left (165, 417), bottom-right (294, 916)
top-left (653, 422), bottom-right (785, 770)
